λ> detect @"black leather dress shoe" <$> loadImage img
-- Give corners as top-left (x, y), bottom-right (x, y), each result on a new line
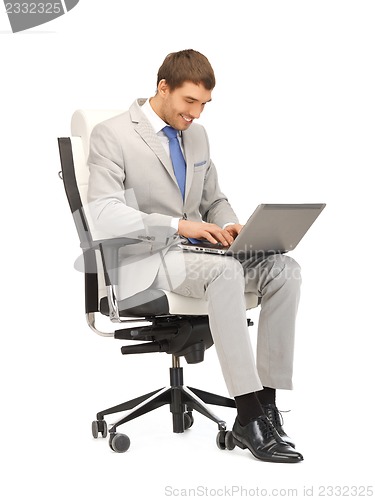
top-left (231, 415), bottom-right (303, 463)
top-left (262, 403), bottom-right (295, 448)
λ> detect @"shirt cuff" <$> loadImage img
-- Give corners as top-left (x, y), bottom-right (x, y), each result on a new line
top-left (171, 217), bottom-right (180, 232)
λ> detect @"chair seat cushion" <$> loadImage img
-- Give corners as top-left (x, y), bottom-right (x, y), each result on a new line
top-left (100, 289), bottom-right (170, 317)
top-left (100, 289), bottom-right (259, 317)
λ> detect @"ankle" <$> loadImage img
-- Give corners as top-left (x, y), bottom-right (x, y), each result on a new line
top-left (256, 386), bottom-right (276, 406)
top-left (234, 392), bottom-right (264, 426)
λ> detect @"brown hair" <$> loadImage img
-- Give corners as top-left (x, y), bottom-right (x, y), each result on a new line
top-left (157, 49), bottom-right (216, 91)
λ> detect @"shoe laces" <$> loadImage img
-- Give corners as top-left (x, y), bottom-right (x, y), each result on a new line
top-left (264, 404), bottom-right (287, 429)
top-left (258, 415), bottom-right (278, 440)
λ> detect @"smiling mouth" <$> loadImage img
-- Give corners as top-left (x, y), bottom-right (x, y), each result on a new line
top-left (181, 114), bottom-right (193, 123)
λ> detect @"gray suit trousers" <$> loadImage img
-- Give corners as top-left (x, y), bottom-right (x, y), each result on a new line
top-left (152, 249), bottom-right (301, 397)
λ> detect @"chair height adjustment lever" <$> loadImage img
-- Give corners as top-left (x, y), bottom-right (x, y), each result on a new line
top-left (121, 340), bottom-right (170, 355)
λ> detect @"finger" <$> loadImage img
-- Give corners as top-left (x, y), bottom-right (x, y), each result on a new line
top-left (226, 227), bottom-right (236, 238)
top-left (212, 229), bottom-right (233, 247)
top-left (202, 231), bottom-right (220, 244)
top-left (221, 229), bottom-right (235, 245)
top-left (227, 225), bottom-right (241, 237)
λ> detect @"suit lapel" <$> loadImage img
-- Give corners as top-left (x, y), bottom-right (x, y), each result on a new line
top-left (182, 130), bottom-right (194, 201)
top-left (130, 100), bottom-right (178, 188)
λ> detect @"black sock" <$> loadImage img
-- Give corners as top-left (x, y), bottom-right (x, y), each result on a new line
top-left (256, 386), bottom-right (276, 406)
top-left (234, 392), bottom-right (264, 426)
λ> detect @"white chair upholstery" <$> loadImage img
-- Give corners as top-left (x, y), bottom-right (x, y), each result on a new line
top-left (70, 110), bottom-right (258, 316)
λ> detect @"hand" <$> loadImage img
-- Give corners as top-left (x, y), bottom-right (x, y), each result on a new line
top-left (225, 224), bottom-right (243, 239)
top-left (178, 220), bottom-right (235, 247)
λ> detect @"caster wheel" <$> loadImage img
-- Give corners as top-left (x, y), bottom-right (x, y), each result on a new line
top-left (109, 433), bottom-right (131, 453)
top-left (92, 420), bottom-right (108, 438)
top-left (216, 430), bottom-right (227, 450)
top-left (184, 411), bottom-right (194, 430)
top-left (216, 430), bottom-right (234, 450)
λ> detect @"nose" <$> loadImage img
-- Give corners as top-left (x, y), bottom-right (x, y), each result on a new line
top-left (189, 103), bottom-right (203, 119)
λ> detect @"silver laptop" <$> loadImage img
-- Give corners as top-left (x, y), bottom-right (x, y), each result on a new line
top-left (179, 203), bottom-right (326, 256)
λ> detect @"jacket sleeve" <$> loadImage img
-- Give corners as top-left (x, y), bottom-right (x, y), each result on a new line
top-left (87, 121), bottom-right (177, 244)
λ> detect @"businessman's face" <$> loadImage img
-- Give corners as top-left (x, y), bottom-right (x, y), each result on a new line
top-left (158, 81), bottom-right (212, 131)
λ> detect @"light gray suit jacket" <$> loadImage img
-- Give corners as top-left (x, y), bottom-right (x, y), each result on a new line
top-left (87, 98), bottom-right (239, 298)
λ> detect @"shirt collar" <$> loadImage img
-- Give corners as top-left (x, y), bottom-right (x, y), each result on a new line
top-left (140, 97), bottom-right (183, 138)
top-left (140, 97), bottom-right (169, 135)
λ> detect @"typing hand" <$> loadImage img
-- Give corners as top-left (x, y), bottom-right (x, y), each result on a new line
top-left (225, 224), bottom-right (244, 239)
top-left (178, 220), bottom-right (234, 247)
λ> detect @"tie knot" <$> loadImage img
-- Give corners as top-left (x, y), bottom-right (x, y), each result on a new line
top-left (163, 126), bottom-right (179, 140)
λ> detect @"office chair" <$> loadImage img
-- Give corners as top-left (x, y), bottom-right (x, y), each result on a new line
top-left (58, 110), bottom-right (259, 453)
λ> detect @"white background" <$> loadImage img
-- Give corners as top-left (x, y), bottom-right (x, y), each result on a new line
top-left (1, 1), bottom-right (374, 498)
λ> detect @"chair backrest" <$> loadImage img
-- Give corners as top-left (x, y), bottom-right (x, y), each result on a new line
top-left (71, 109), bottom-right (123, 163)
top-left (70, 110), bottom-right (124, 236)
top-left (59, 110), bottom-right (124, 312)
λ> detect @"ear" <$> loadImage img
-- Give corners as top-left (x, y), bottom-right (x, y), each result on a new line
top-left (157, 79), bottom-right (171, 98)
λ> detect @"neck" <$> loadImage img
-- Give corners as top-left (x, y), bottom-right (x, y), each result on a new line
top-left (149, 95), bottom-right (163, 121)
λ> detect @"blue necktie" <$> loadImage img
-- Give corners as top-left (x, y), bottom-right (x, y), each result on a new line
top-left (163, 126), bottom-right (186, 200)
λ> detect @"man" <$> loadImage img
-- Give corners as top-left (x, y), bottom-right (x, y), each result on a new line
top-left (87, 49), bottom-right (303, 463)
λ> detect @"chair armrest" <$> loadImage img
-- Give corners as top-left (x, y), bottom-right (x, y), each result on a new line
top-left (95, 237), bottom-right (139, 323)
top-left (82, 236), bottom-right (140, 252)
top-left (94, 237), bottom-right (140, 287)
